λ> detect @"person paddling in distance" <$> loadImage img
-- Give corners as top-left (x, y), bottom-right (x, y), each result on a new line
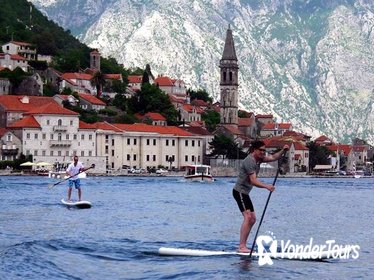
top-left (66, 155), bottom-right (90, 202)
top-left (233, 140), bottom-right (289, 253)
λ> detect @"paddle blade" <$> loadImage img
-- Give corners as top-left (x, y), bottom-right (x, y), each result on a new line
top-left (48, 183), bottom-right (55, 189)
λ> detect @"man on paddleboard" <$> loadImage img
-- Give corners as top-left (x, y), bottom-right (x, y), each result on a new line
top-left (66, 156), bottom-right (89, 201)
top-left (233, 140), bottom-right (289, 253)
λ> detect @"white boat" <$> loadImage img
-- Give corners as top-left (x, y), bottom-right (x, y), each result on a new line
top-left (184, 164), bottom-right (214, 182)
top-left (353, 170), bottom-right (364, 178)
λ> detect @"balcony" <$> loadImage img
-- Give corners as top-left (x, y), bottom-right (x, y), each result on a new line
top-left (53, 125), bottom-right (68, 132)
top-left (49, 140), bottom-right (71, 147)
top-left (1, 148), bottom-right (19, 155)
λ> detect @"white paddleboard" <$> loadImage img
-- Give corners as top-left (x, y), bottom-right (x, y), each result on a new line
top-left (61, 198), bottom-right (92, 209)
top-left (158, 247), bottom-right (352, 260)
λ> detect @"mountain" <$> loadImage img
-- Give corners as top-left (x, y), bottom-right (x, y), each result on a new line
top-left (29, 0), bottom-right (374, 144)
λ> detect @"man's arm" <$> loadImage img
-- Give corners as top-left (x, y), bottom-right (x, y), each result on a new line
top-left (248, 173), bottom-right (275, 192)
top-left (263, 145), bottom-right (289, 162)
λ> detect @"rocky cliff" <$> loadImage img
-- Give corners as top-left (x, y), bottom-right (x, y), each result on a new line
top-left (31, 0), bottom-right (374, 144)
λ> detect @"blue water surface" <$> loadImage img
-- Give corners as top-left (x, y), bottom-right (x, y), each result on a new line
top-left (0, 175), bottom-right (373, 279)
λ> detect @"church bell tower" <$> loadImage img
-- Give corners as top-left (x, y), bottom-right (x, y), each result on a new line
top-left (219, 26), bottom-right (239, 127)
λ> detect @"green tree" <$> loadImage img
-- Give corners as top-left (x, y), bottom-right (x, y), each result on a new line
top-left (112, 92), bottom-right (128, 111)
top-left (307, 141), bottom-right (334, 171)
top-left (202, 110), bottom-right (220, 132)
top-left (131, 83), bottom-right (178, 124)
top-left (187, 88), bottom-right (213, 103)
top-left (209, 134), bottom-right (246, 159)
top-left (91, 71), bottom-right (106, 97)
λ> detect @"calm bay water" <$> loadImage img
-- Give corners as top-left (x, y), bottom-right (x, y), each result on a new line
top-left (0, 175), bottom-right (373, 279)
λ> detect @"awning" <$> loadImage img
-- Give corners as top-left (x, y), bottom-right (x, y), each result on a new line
top-left (35, 162), bottom-right (53, 166)
top-left (313, 165), bottom-right (332, 170)
top-left (20, 161), bottom-right (35, 166)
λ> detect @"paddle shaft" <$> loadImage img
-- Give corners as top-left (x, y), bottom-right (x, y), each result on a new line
top-left (48, 165), bottom-right (93, 189)
top-left (249, 152), bottom-right (286, 258)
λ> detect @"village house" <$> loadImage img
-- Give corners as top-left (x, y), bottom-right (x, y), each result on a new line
top-left (263, 136), bottom-right (309, 173)
top-left (238, 114), bottom-right (257, 138)
top-left (260, 123), bottom-right (293, 138)
top-left (53, 94), bottom-right (79, 107)
top-left (2, 41), bottom-right (37, 61)
top-left (135, 112), bottom-right (167, 126)
top-left (14, 73), bottom-right (43, 96)
top-left (0, 128), bottom-right (21, 161)
top-left (177, 103), bottom-right (204, 123)
top-left (78, 93), bottom-right (106, 111)
top-left (7, 102), bottom-right (106, 173)
top-left (154, 76), bottom-right (187, 97)
top-left (95, 123), bottom-right (205, 172)
top-left (127, 75), bottom-right (142, 91)
top-left (61, 73), bottom-right (96, 95)
top-left (256, 114), bottom-right (274, 125)
top-left (0, 95), bottom-right (56, 127)
top-left (0, 53), bottom-right (28, 71)
top-left (0, 77), bottom-right (11, 95)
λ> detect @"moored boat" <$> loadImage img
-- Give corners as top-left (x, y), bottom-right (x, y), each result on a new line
top-left (184, 164), bottom-right (214, 182)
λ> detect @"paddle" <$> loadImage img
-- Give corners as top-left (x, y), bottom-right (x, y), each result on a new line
top-left (249, 150), bottom-right (287, 258)
top-left (48, 164), bottom-right (95, 189)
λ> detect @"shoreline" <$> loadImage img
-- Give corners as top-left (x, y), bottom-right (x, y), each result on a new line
top-left (0, 171), bottom-right (373, 179)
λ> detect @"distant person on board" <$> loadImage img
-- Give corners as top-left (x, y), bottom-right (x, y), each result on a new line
top-left (66, 155), bottom-right (89, 201)
top-left (233, 140), bottom-right (289, 253)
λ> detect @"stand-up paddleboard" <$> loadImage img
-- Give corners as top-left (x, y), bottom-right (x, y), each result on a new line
top-left (158, 247), bottom-right (353, 260)
top-left (61, 198), bottom-right (92, 209)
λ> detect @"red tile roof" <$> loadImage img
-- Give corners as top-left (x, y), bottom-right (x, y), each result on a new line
top-left (180, 126), bottom-right (212, 136)
top-left (9, 41), bottom-right (33, 47)
top-left (0, 128), bottom-right (9, 137)
top-left (238, 118), bottom-right (254, 126)
top-left (326, 144), bottom-right (352, 156)
top-left (62, 73), bottom-right (93, 81)
top-left (154, 76), bottom-right (174, 86)
top-left (8, 116), bottom-right (40, 128)
top-left (182, 104), bottom-right (204, 114)
top-left (103, 74), bottom-right (122, 80)
top-left (353, 146), bottom-right (366, 152)
top-left (256, 114), bottom-right (273, 119)
top-left (128, 75), bottom-right (142, 83)
top-left (0, 53), bottom-right (27, 61)
top-left (135, 112), bottom-right (166, 121)
top-left (315, 135), bottom-right (330, 142)
top-left (221, 124), bottom-right (243, 135)
top-left (79, 121), bottom-right (97, 130)
top-left (24, 102), bottom-right (78, 116)
top-left (169, 95), bottom-right (185, 104)
top-left (0, 96), bottom-right (57, 112)
top-left (94, 122), bottom-right (123, 133)
top-left (191, 99), bottom-right (209, 107)
top-left (262, 123), bottom-right (292, 130)
top-left (113, 123), bottom-right (193, 136)
top-left (79, 93), bottom-right (106, 105)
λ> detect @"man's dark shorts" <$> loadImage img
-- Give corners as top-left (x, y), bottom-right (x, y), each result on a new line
top-left (233, 189), bottom-right (254, 212)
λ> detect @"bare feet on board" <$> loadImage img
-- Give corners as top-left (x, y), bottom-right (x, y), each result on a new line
top-left (237, 247), bottom-right (252, 253)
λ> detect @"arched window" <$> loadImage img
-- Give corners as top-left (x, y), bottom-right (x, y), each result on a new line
top-left (229, 72), bottom-right (233, 81)
top-left (58, 119), bottom-right (62, 126)
top-left (58, 133), bottom-right (62, 141)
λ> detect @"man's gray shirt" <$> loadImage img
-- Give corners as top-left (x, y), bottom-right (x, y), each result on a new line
top-left (234, 154), bottom-right (261, 194)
